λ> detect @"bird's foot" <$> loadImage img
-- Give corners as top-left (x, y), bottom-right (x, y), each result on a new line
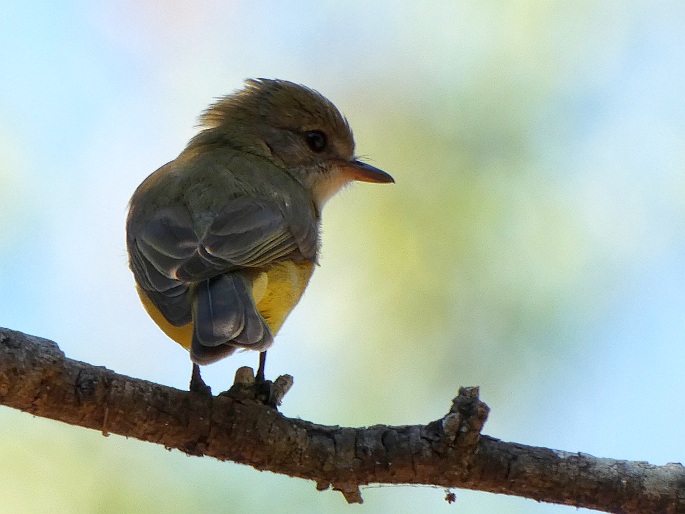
top-left (189, 363), bottom-right (212, 396)
top-left (220, 366), bottom-right (293, 408)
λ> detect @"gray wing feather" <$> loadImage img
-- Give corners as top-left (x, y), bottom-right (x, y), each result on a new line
top-left (202, 198), bottom-right (304, 267)
top-left (134, 206), bottom-right (199, 284)
top-left (128, 197), bottom-right (317, 342)
top-left (129, 206), bottom-right (197, 326)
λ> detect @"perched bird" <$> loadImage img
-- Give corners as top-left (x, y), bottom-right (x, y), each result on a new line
top-left (126, 78), bottom-right (393, 391)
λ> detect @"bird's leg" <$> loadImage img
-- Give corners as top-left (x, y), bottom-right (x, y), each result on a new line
top-left (189, 363), bottom-right (212, 396)
top-left (256, 351), bottom-right (267, 382)
top-left (255, 350), bottom-right (275, 404)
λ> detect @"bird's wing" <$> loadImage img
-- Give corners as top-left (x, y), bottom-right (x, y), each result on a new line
top-left (128, 197), bottom-right (318, 328)
top-left (128, 205), bottom-right (197, 326)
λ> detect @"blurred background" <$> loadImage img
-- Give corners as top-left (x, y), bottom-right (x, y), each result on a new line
top-left (1, 1), bottom-right (684, 512)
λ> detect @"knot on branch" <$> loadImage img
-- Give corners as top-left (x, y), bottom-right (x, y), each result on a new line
top-left (443, 386), bottom-right (490, 447)
top-left (220, 366), bottom-right (293, 407)
top-left (315, 481), bottom-right (363, 505)
top-left (425, 386), bottom-right (490, 479)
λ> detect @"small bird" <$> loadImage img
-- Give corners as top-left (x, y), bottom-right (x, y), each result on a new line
top-left (126, 79), bottom-right (393, 392)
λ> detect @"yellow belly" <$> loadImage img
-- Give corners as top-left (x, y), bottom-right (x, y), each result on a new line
top-left (137, 260), bottom-right (315, 351)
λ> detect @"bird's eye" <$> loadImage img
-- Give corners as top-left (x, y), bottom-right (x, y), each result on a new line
top-left (305, 130), bottom-right (327, 153)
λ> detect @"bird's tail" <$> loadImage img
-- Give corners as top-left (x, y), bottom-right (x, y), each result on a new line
top-left (190, 272), bottom-right (273, 365)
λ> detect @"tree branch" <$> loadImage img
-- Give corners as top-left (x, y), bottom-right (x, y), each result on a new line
top-left (0, 326), bottom-right (683, 513)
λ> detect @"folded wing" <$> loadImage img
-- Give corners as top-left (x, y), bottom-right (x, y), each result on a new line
top-left (127, 197), bottom-right (317, 360)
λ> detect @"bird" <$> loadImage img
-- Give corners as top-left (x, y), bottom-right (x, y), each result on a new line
top-left (126, 78), bottom-right (393, 393)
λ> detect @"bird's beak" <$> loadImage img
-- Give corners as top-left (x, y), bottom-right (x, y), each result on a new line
top-left (341, 160), bottom-right (394, 184)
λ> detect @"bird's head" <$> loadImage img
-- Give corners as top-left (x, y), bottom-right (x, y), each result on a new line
top-left (196, 78), bottom-right (393, 207)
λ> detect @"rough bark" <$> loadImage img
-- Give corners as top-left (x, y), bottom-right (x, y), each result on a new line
top-left (0, 326), bottom-right (683, 513)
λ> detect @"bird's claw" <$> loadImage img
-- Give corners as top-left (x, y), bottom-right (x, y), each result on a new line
top-left (189, 363), bottom-right (212, 396)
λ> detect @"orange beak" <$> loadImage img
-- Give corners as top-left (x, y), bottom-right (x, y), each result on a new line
top-left (341, 160), bottom-right (394, 184)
